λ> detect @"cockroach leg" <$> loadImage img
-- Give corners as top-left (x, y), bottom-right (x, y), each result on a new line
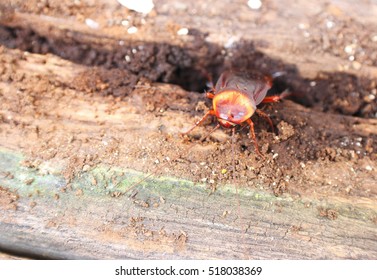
top-left (182, 110), bottom-right (216, 135)
top-left (206, 91), bottom-right (215, 99)
top-left (246, 119), bottom-right (264, 158)
top-left (256, 109), bottom-right (275, 134)
top-left (261, 95), bottom-right (282, 103)
top-left (261, 89), bottom-right (291, 103)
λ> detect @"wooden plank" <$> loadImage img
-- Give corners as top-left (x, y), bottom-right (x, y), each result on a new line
top-left (0, 46), bottom-right (376, 258)
top-left (0, 0), bottom-right (377, 259)
top-left (1, 148), bottom-right (376, 259)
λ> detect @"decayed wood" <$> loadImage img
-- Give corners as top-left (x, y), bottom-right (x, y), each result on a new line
top-left (0, 46), bottom-right (376, 259)
top-left (1, 0), bottom-right (377, 259)
top-left (1, 148), bottom-right (376, 260)
top-left (2, 2), bottom-right (377, 81)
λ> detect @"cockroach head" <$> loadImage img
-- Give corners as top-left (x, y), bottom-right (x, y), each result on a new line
top-left (213, 90), bottom-right (256, 127)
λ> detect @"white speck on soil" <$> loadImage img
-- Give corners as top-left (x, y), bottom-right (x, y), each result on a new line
top-left (85, 18), bottom-right (99, 29)
top-left (247, 0), bottom-right (262, 10)
top-left (177, 28), bottom-right (189, 36)
top-left (127, 26), bottom-right (138, 34)
top-left (117, 0), bottom-right (154, 14)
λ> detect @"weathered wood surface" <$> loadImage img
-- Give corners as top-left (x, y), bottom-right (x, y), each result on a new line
top-left (1, 147), bottom-right (376, 259)
top-left (0, 47), bottom-right (376, 259)
top-left (0, 0), bottom-right (377, 259)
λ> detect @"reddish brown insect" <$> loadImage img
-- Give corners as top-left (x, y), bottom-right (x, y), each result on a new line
top-left (121, 71), bottom-right (288, 194)
top-left (184, 71), bottom-right (288, 157)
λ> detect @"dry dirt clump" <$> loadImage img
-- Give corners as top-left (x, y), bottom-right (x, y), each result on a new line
top-left (0, 186), bottom-right (19, 210)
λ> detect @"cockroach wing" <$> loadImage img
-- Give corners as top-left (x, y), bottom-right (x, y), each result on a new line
top-left (251, 76), bottom-right (272, 105)
top-left (215, 72), bottom-right (272, 105)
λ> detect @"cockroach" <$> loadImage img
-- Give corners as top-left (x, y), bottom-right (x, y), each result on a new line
top-left (121, 71), bottom-right (288, 194)
top-left (183, 71), bottom-right (289, 157)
